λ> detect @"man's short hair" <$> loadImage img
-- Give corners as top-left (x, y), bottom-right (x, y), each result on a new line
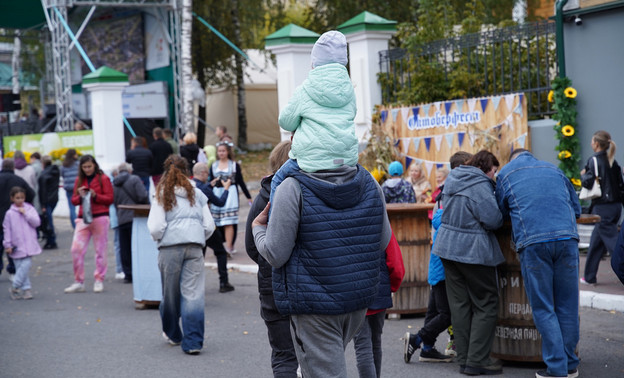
top-left (153, 127), bottom-right (163, 138)
top-left (2, 158), bottom-right (14, 171)
top-left (217, 125), bottom-right (227, 133)
top-left (509, 148), bottom-right (530, 161)
top-left (192, 162), bottom-right (208, 176)
top-left (41, 155), bottom-right (53, 167)
top-left (450, 151), bottom-right (473, 169)
top-left (118, 162), bottom-right (133, 173)
top-left (163, 128), bottom-right (173, 137)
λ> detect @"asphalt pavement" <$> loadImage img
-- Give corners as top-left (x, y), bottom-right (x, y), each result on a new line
top-left (1, 186), bottom-right (623, 377)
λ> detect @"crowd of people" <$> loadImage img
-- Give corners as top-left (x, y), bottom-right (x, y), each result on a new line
top-left (2, 28), bottom-right (624, 378)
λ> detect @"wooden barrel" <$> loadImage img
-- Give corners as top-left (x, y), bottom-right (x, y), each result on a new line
top-left (386, 203), bottom-right (434, 315)
top-left (491, 214), bottom-right (600, 361)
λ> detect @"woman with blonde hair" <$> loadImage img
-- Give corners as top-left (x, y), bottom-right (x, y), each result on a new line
top-left (407, 162), bottom-right (432, 203)
top-left (147, 155), bottom-right (215, 355)
top-left (580, 130), bottom-right (624, 285)
top-left (180, 132), bottom-right (201, 170)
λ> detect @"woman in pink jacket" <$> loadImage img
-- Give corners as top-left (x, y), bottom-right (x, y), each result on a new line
top-left (3, 186), bottom-right (41, 300)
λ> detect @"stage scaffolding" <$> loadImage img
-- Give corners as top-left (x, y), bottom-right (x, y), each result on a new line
top-left (40, 0), bottom-right (184, 132)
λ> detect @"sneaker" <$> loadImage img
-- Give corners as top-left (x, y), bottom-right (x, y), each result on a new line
top-left (22, 289), bottom-right (33, 300)
top-left (219, 282), bottom-right (235, 293)
top-left (115, 272), bottom-right (125, 280)
top-left (568, 369), bottom-right (579, 378)
top-left (579, 277), bottom-right (596, 286)
top-left (535, 370), bottom-right (566, 377)
top-left (43, 243), bottom-right (58, 250)
top-left (162, 332), bottom-right (181, 346)
top-left (184, 349), bottom-right (201, 355)
top-left (403, 332), bottom-right (421, 363)
top-left (64, 282), bottom-right (86, 293)
top-left (419, 347), bottom-right (453, 362)
top-left (93, 281), bottom-right (104, 293)
top-left (8, 286), bottom-right (21, 300)
top-left (445, 339), bottom-right (457, 356)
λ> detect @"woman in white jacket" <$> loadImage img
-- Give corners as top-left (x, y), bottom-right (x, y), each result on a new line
top-left (147, 155), bottom-right (215, 355)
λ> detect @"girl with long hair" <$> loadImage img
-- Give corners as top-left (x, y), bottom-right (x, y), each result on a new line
top-left (64, 155), bottom-right (114, 294)
top-left (148, 155), bottom-right (215, 355)
top-left (580, 130), bottom-right (624, 285)
top-left (209, 142), bottom-right (251, 255)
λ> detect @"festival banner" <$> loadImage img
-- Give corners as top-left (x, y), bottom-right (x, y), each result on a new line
top-left (381, 93), bottom-right (528, 188)
top-left (3, 130), bottom-right (94, 162)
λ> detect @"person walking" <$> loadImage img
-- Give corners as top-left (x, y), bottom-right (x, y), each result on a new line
top-left (192, 162), bottom-right (235, 293)
top-left (3, 186), bottom-right (41, 300)
top-left (38, 156), bottom-right (60, 249)
top-left (496, 149), bottom-right (581, 378)
top-left (60, 149), bottom-right (80, 229)
top-left (113, 162), bottom-right (149, 284)
top-left (64, 155), bottom-right (114, 294)
top-left (147, 155), bottom-right (215, 355)
top-left (0, 159), bottom-right (35, 279)
top-left (126, 136), bottom-right (153, 193)
top-left (163, 128), bottom-right (179, 155)
top-left (432, 150), bottom-right (504, 376)
top-left (150, 127), bottom-right (174, 187)
top-left (245, 141), bottom-right (299, 376)
top-left (180, 132), bottom-right (201, 172)
top-left (580, 130), bottom-right (623, 285)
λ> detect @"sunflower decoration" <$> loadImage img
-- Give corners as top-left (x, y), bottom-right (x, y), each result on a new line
top-left (551, 77), bottom-right (581, 189)
top-left (561, 125), bottom-right (575, 137)
top-left (564, 87), bottom-right (577, 99)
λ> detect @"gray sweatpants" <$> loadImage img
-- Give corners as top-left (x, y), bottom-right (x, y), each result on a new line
top-left (290, 309), bottom-right (367, 378)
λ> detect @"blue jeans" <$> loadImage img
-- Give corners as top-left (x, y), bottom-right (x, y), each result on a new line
top-left (519, 240), bottom-right (580, 377)
top-left (353, 310), bottom-right (386, 378)
top-left (114, 228), bottom-right (123, 274)
top-left (65, 189), bottom-right (76, 229)
top-left (158, 244), bottom-right (205, 352)
top-left (12, 256), bottom-right (32, 290)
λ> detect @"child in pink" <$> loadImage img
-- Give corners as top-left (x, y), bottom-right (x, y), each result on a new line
top-left (3, 186), bottom-right (41, 300)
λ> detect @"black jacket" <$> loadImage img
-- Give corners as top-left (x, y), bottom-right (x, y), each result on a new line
top-left (126, 147), bottom-right (153, 177)
top-left (38, 164), bottom-right (60, 205)
top-left (244, 175), bottom-right (274, 296)
top-left (0, 170), bottom-right (35, 225)
top-left (149, 138), bottom-right (173, 176)
top-left (180, 143), bottom-right (200, 172)
top-left (582, 150), bottom-right (624, 205)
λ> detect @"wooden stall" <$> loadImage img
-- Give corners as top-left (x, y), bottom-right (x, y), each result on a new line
top-left (386, 203), bottom-right (434, 315)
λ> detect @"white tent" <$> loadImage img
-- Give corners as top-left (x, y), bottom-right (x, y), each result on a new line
top-left (203, 49), bottom-right (279, 149)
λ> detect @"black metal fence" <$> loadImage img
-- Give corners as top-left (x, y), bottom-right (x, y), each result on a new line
top-left (379, 20), bottom-right (557, 118)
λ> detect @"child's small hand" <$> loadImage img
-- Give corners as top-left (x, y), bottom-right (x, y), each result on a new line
top-left (18, 207), bottom-right (25, 214)
top-left (5, 247), bottom-right (12, 254)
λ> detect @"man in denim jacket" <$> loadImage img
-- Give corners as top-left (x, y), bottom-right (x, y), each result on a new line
top-left (495, 149), bottom-right (581, 378)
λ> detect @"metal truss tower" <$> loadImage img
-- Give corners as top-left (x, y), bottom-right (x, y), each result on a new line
top-left (40, 0), bottom-right (183, 132)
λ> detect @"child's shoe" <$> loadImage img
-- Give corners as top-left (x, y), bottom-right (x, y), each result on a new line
top-left (8, 286), bottom-right (21, 300)
top-left (22, 289), bottom-right (33, 300)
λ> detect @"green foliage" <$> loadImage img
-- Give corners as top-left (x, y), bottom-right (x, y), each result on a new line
top-left (550, 77), bottom-right (581, 187)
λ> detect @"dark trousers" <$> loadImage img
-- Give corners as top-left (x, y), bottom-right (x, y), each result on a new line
top-left (584, 202), bottom-right (622, 283)
top-left (203, 229), bottom-right (229, 285)
top-left (0, 231), bottom-right (15, 274)
top-left (260, 293), bottom-right (298, 378)
top-left (118, 222), bottom-right (133, 279)
top-left (42, 201), bottom-right (58, 245)
top-left (441, 258), bottom-right (499, 368)
top-left (418, 281), bottom-right (452, 346)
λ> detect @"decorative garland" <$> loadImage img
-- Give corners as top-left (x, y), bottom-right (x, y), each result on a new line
top-left (549, 77), bottom-right (581, 188)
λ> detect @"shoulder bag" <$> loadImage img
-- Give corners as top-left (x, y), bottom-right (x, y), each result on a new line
top-left (579, 156), bottom-right (602, 200)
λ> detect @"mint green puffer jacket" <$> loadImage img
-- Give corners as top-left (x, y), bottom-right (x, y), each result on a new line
top-left (278, 63), bottom-right (358, 173)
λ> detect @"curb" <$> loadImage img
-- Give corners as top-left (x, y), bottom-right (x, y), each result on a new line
top-left (205, 262), bottom-right (258, 274)
top-left (580, 290), bottom-right (624, 313)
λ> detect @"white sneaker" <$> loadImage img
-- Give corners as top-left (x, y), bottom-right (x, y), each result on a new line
top-left (115, 272), bottom-right (125, 280)
top-left (64, 282), bottom-right (86, 293)
top-left (162, 332), bottom-right (181, 346)
top-left (93, 281), bottom-right (104, 293)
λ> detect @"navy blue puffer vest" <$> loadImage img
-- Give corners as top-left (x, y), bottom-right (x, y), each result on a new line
top-left (273, 165), bottom-right (385, 315)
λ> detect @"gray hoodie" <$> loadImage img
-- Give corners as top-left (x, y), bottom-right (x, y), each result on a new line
top-left (432, 165), bottom-right (504, 266)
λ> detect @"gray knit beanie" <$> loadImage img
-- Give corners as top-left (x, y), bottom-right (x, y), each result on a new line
top-left (311, 30), bottom-right (348, 68)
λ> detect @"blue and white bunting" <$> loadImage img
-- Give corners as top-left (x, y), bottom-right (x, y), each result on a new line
top-left (445, 133), bottom-right (454, 149)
